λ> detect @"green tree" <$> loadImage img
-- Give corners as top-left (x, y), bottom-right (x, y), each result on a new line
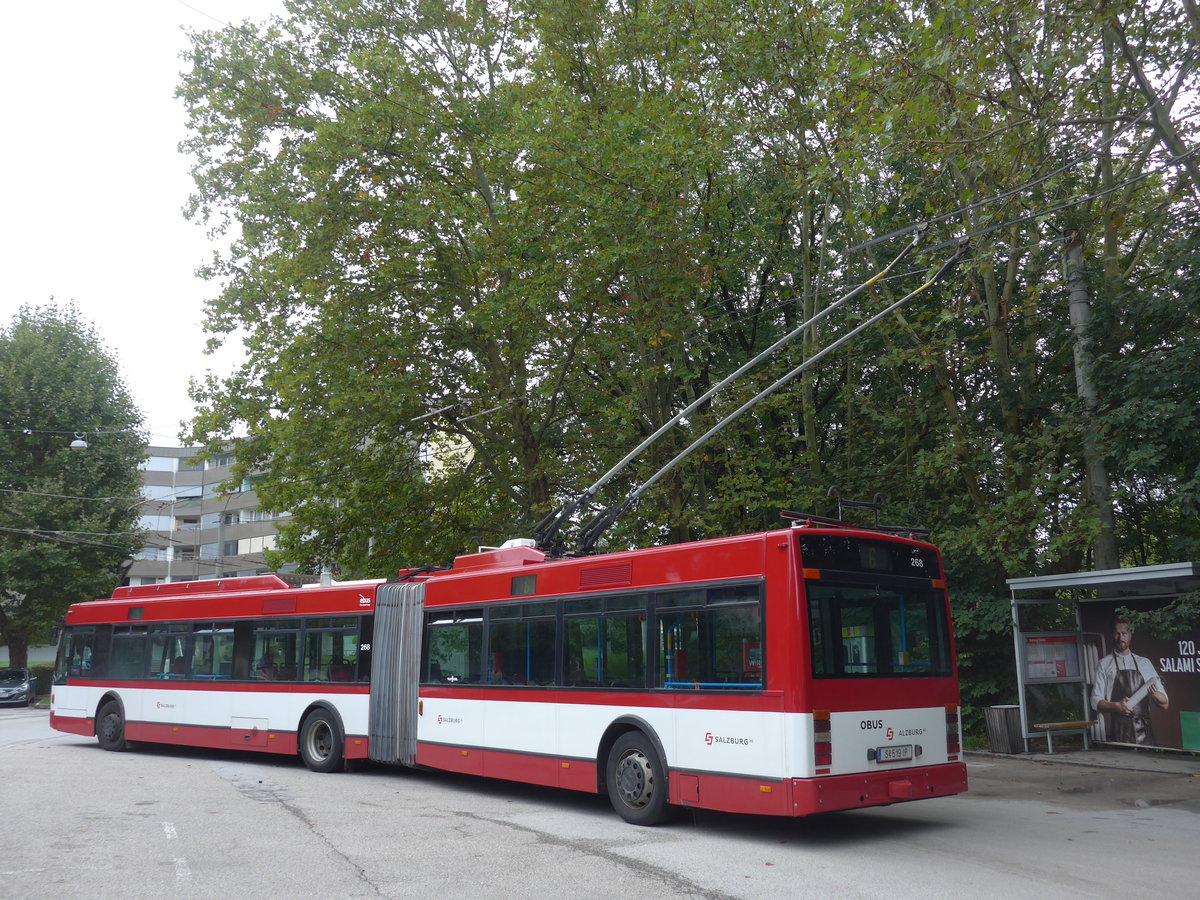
top-left (177, 1), bottom-right (1200, 726)
top-left (0, 304), bottom-right (145, 666)
top-left (178, 0), bottom-right (751, 570)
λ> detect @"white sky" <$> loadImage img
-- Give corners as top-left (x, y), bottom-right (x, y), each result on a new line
top-left (0, 1), bottom-right (286, 447)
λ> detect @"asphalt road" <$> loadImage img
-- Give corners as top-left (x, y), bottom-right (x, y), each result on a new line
top-left (3, 708), bottom-right (1199, 899)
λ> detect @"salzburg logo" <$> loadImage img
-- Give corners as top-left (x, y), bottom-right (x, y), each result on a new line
top-left (705, 731), bottom-right (752, 746)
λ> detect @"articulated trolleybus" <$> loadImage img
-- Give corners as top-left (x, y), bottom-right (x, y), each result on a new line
top-left (52, 518), bottom-right (967, 824)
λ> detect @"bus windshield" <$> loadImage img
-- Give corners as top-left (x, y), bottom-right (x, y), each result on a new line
top-left (807, 581), bottom-right (951, 678)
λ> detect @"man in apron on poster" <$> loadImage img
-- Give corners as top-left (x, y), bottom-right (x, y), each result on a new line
top-left (1091, 616), bottom-right (1169, 745)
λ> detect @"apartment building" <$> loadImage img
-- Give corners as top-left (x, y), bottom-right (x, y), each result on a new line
top-left (127, 445), bottom-right (296, 585)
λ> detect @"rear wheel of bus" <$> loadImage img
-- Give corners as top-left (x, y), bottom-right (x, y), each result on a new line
top-left (299, 709), bottom-right (344, 773)
top-left (606, 731), bottom-right (671, 825)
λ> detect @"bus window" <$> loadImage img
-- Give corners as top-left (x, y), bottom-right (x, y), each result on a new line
top-left (109, 625), bottom-right (149, 679)
top-left (564, 618), bottom-right (601, 686)
top-left (194, 623), bottom-right (236, 678)
top-left (302, 617), bottom-right (359, 682)
top-left (54, 626), bottom-right (95, 684)
top-left (355, 616), bottom-right (373, 682)
top-left (488, 617), bottom-right (555, 686)
top-left (656, 585), bottom-right (762, 690)
top-left (806, 583), bottom-right (951, 678)
top-left (564, 614), bottom-right (646, 688)
top-left (424, 608), bottom-right (483, 684)
top-left (150, 624), bottom-right (191, 678)
top-left (254, 620), bottom-right (300, 680)
top-left (657, 607), bottom-right (762, 689)
top-left (231, 622), bottom-right (256, 680)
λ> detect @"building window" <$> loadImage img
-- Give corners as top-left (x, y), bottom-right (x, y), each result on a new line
top-left (139, 456), bottom-right (178, 472)
top-left (238, 534), bottom-right (278, 555)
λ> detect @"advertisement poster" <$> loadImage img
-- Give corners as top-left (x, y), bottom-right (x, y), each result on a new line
top-left (1080, 601), bottom-right (1200, 751)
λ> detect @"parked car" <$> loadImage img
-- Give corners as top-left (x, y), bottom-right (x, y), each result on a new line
top-left (0, 667), bottom-right (33, 707)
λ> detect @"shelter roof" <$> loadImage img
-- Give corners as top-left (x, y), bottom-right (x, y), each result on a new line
top-left (1007, 562), bottom-right (1200, 600)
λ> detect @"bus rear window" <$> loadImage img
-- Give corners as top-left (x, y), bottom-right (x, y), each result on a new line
top-left (807, 583), bottom-right (950, 678)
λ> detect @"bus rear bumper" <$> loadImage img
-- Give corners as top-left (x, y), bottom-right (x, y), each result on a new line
top-left (791, 762), bottom-right (968, 816)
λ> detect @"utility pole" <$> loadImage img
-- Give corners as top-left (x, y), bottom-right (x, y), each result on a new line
top-left (1062, 231), bottom-right (1120, 570)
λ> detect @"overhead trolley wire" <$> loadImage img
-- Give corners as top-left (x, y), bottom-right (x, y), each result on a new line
top-left (844, 96), bottom-right (1167, 254)
top-left (532, 225), bottom-right (930, 551)
top-left (573, 238), bottom-right (972, 554)
top-left (926, 145), bottom-right (1200, 253)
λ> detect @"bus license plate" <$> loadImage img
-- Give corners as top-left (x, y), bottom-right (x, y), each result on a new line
top-left (876, 744), bottom-right (913, 762)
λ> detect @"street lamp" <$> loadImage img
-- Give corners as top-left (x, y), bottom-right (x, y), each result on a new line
top-left (68, 433), bottom-right (88, 450)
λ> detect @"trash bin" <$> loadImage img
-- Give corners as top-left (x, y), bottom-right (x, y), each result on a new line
top-left (984, 705), bottom-right (1024, 754)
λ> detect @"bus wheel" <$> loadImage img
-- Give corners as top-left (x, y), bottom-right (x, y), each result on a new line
top-left (96, 701), bottom-right (127, 752)
top-left (606, 732), bottom-right (670, 825)
top-left (299, 710), bottom-right (344, 773)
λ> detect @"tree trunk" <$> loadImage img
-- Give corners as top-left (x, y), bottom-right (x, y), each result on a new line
top-left (1062, 234), bottom-right (1120, 570)
top-left (3, 639), bottom-right (29, 669)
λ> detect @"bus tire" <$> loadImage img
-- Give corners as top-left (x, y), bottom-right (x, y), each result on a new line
top-left (299, 709), bottom-right (344, 773)
top-left (606, 731), bottom-right (671, 826)
top-left (96, 701), bottom-right (128, 752)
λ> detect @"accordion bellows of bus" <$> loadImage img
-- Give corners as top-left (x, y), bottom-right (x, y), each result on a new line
top-left (51, 522), bottom-right (967, 824)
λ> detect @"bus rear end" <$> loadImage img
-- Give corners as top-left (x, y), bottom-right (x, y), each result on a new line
top-left (791, 528), bottom-right (967, 814)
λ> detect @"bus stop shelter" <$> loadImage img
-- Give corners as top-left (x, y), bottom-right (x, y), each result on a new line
top-left (1002, 562), bottom-right (1200, 754)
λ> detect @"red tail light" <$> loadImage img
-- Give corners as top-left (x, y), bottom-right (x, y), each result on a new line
top-left (814, 710), bottom-right (832, 768)
top-left (946, 705), bottom-right (961, 756)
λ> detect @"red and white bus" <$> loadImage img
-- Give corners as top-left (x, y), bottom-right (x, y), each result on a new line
top-left (51, 521), bottom-right (967, 823)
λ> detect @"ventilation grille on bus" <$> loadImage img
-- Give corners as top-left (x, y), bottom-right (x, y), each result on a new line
top-left (579, 564), bottom-right (632, 588)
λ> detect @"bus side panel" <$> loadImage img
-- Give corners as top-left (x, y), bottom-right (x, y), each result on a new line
top-left (50, 683), bottom-right (103, 737)
top-left (481, 694), bottom-right (560, 785)
top-left (416, 742), bottom-right (485, 776)
top-left (416, 696), bottom-right (802, 800)
top-left (49, 710), bottom-right (93, 737)
top-left (51, 682), bottom-right (369, 758)
top-left (668, 705), bottom-right (790, 781)
top-left (670, 770), bottom-right (792, 817)
top-left (125, 719), bottom-right (298, 757)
